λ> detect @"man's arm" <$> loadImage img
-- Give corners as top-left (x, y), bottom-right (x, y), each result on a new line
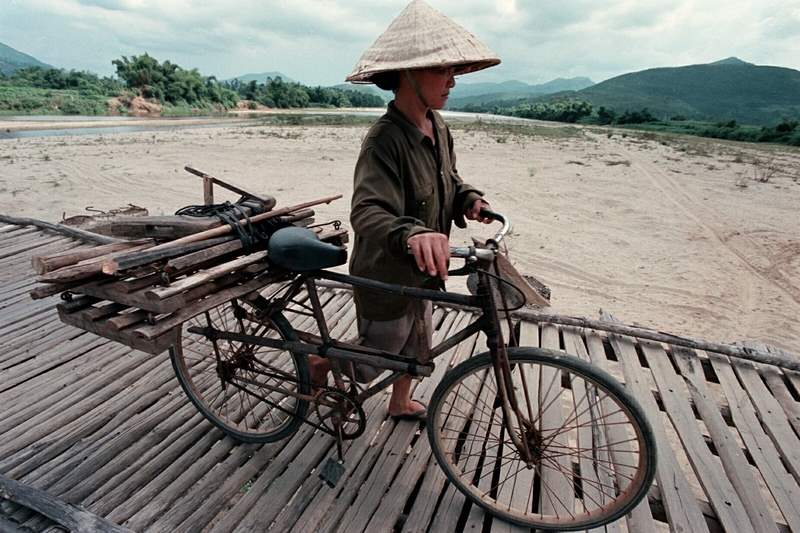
top-left (350, 144), bottom-right (434, 256)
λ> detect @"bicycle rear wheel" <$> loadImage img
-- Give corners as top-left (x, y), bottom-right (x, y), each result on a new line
top-left (428, 347), bottom-right (656, 530)
top-left (170, 300), bottom-right (309, 443)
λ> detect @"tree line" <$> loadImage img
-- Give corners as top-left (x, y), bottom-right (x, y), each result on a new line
top-left (0, 53), bottom-right (384, 114)
top-left (456, 99), bottom-right (800, 146)
top-left (223, 77), bottom-right (383, 109)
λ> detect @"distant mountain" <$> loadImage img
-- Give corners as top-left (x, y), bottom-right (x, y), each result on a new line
top-left (0, 42), bottom-right (52, 75)
top-left (710, 57), bottom-right (753, 66)
top-left (451, 58), bottom-right (800, 126)
top-left (446, 77), bottom-right (594, 108)
top-left (569, 58), bottom-right (800, 125)
top-left (228, 72), bottom-right (295, 84)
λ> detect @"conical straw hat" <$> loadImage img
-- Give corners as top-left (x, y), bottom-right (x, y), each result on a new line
top-left (346, 0), bottom-right (500, 83)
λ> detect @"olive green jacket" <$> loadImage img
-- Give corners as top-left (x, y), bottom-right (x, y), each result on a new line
top-left (349, 102), bottom-right (483, 320)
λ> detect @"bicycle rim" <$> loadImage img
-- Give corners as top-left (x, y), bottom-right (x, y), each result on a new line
top-left (428, 347), bottom-right (656, 530)
top-left (170, 302), bottom-right (309, 443)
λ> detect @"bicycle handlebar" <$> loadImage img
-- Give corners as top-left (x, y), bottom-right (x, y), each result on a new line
top-left (449, 209), bottom-right (510, 262)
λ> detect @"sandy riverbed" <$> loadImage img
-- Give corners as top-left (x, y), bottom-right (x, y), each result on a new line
top-left (1, 117), bottom-right (798, 353)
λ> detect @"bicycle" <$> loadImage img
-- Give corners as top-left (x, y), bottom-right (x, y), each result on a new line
top-left (169, 210), bottom-right (657, 530)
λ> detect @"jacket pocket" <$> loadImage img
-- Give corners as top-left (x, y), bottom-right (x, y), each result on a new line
top-left (412, 183), bottom-right (434, 225)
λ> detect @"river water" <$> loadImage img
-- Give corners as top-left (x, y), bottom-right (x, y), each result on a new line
top-left (0, 110), bottom-right (530, 140)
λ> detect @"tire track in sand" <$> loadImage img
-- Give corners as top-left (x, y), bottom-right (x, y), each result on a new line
top-left (618, 145), bottom-right (800, 322)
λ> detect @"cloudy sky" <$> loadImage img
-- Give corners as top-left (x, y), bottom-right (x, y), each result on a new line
top-left (2, 0), bottom-right (799, 86)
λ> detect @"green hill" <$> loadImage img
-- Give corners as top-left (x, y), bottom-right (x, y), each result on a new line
top-left (0, 42), bottom-right (52, 75)
top-left (451, 58), bottom-right (800, 126)
top-left (446, 77), bottom-right (594, 108)
top-left (571, 58), bottom-right (800, 125)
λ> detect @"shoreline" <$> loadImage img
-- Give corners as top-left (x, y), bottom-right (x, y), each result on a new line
top-left (0, 108), bottom-right (541, 134)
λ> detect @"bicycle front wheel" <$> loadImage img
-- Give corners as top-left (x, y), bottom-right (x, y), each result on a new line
top-left (170, 301), bottom-right (309, 443)
top-left (428, 347), bottom-right (656, 530)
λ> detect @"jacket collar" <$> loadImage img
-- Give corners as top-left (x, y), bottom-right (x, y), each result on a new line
top-left (386, 101), bottom-right (446, 146)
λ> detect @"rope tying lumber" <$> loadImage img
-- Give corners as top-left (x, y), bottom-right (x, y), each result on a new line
top-left (174, 200), bottom-right (280, 253)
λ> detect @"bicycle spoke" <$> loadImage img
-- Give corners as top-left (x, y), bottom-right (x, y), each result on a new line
top-left (429, 350), bottom-right (654, 529)
top-left (172, 301), bottom-right (306, 441)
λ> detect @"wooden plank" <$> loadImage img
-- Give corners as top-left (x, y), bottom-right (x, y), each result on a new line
top-left (57, 306), bottom-right (177, 355)
top-left (32, 239), bottom-right (153, 274)
top-left (581, 330), bottom-right (658, 532)
top-left (111, 236), bottom-right (234, 272)
top-left (1, 320), bottom-right (96, 374)
top-left (80, 302), bottom-right (130, 322)
top-left (108, 431), bottom-right (238, 528)
top-left (280, 310), bottom-right (452, 532)
top-left (0, 215), bottom-right (122, 244)
top-left (461, 350), bottom-right (510, 531)
top-left (538, 323), bottom-right (575, 520)
top-left (72, 264), bottom-right (267, 314)
top-left (83, 410), bottom-right (210, 517)
top-left (562, 329), bottom-right (625, 533)
top-left (106, 310), bottom-right (149, 331)
top-left (142, 436), bottom-right (285, 531)
top-left (731, 360), bottom-right (800, 484)
top-left (0, 347), bottom-right (166, 472)
top-left (131, 272), bottom-right (285, 340)
top-left (671, 347), bottom-right (779, 532)
top-left (38, 243), bottom-right (152, 283)
top-left (513, 309), bottom-right (800, 372)
top-left (759, 366), bottom-right (800, 438)
top-left (286, 310), bottom-right (461, 533)
top-left (0, 474), bottom-right (132, 533)
top-left (460, 321), bottom-right (524, 532)
top-left (346, 313), bottom-right (472, 532)
top-left (109, 194), bottom-right (342, 260)
top-left (641, 342), bottom-right (757, 532)
top-left (0, 334), bottom-right (110, 395)
top-left (0, 235), bottom-right (65, 261)
top-left (708, 353), bottom-right (800, 532)
top-left (144, 250), bottom-right (268, 300)
top-left (333, 418), bottom-right (422, 532)
top-left (19, 396), bottom-right (177, 501)
top-left (107, 299), bottom-right (339, 527)
top-left (603, 314), bottom-right (709, 533)
top-left (163, 239), bottom-right (245, 274)
top-left (485, 320), bottom-right (534, 533)
top-left (38, 379), bottom-right (202, 502)
top-left (203, 298), bottom-right (368, 532)
top-left (0, 344), bottom-right (144, 434)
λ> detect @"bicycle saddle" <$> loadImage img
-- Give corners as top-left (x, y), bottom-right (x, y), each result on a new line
top-left (267, 226), bottom-right (347, 271)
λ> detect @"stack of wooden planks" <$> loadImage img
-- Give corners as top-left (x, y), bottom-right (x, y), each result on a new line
top-left (28, 194), bottom-right (346, 356)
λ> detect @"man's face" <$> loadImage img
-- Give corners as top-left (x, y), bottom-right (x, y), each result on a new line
top-left (413, 67), bottom-right (456, 109)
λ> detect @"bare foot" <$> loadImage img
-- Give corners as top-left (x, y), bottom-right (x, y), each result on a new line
top-left (307, 356), bottom-right (329, 389)
top-left (388, 399), bottom-right (426, 417)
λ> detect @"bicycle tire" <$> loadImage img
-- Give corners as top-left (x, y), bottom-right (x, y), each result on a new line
top-left (427, 347), bottom-right (656, 530)
top-left (170, 301), bottom-right (309, 443)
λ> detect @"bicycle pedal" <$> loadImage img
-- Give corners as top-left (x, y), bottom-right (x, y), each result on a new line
top-left (319, 458), bottom-right (345, 488)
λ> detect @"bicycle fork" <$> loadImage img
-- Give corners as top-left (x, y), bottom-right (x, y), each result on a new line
top-left (479, 270), bottom-right (537, 466)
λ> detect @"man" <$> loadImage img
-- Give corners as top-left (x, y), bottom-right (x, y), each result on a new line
top-left (310, 0), bottom-right (500, 419)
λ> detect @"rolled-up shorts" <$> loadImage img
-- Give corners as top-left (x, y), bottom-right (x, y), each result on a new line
top-left (353, 300), bottom-right (433, 383)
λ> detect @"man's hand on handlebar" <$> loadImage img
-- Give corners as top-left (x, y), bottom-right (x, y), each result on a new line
top-left (465, 198), bottom-right (493, 224)
top-left (407, 232), bottom-right (450, 281)
top-left (407, 204), bottom-right (503, 280)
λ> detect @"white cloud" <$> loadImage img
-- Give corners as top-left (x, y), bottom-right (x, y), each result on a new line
top-left (1, 0), bottom-right (798, 85)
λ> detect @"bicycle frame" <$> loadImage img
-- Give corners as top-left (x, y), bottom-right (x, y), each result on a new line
top-left (187, 209), bottom-right (537, 460)
top-left (188, 255), bottom-right (536, 460)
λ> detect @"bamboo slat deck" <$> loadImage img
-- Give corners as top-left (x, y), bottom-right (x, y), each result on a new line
top-left (1, 224), bottom-right (799, 532)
